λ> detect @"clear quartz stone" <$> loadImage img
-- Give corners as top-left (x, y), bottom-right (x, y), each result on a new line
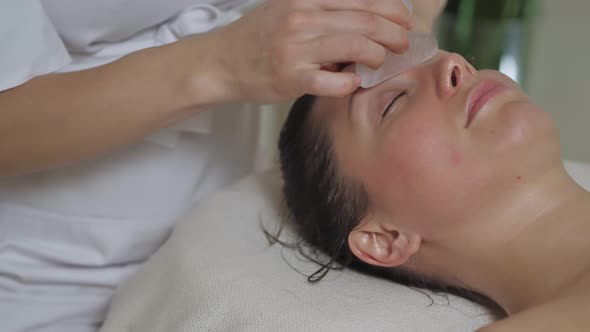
top-left (355, 31), bottom-right (438, 88)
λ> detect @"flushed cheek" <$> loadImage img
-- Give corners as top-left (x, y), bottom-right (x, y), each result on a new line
top-left (383, 118), bottom-right (456, 179)
top-left (448, 145), bottom-right (465, 167)
top-left (368, 127), bottom-right (486, 232)
top-left (377, 126), bottom-right (452, 195)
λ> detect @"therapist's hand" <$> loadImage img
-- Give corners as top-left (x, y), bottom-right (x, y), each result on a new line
top-left (210, 0), bottom-right (412, 102)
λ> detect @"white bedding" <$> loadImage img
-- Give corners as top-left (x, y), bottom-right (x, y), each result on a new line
top-left (100, 161), bottom-right (590, 332)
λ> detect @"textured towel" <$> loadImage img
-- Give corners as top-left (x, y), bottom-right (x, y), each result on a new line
top-left (100, 170), bottom-right (500, 331)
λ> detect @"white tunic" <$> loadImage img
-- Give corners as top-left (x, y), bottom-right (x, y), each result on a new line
top-left (0, 0), bottom-right (260, 330)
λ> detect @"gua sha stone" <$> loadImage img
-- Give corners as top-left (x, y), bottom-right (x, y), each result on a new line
top-left (355, 31), bottom-right (438, 88)
top-left (355, 0), bottom-right (438, 88)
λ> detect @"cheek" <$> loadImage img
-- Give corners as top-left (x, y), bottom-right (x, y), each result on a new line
top-left (471, 101), bottom-right (559, 190)
top-left (490, 102), bottom-right (554, 153)
top-left (364, 113), bottom-right (490, 232)
top-left (380, 112), bottom-right (461, 186)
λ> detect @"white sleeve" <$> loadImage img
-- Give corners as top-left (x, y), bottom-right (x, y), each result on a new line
top-left (0, 0), bottom-right (71, 91)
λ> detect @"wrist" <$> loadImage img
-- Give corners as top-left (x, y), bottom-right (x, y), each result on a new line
top-left (178, 30), bottom-right (241, 107)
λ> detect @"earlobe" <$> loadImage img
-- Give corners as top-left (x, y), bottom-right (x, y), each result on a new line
top-left (348, 223), bottom-right (421, 268)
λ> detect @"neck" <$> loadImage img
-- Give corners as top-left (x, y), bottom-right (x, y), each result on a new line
top-left (429, 163), bottom-right (590, 315)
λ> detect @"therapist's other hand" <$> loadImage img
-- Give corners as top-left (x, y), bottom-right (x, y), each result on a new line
top-left (213, 0), bottom-right (412, 102)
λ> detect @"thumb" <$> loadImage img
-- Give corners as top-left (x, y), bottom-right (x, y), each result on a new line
top-left (300, 70), bottom-right (360, 97)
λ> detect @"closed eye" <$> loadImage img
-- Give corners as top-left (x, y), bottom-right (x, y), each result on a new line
top-left (381, 91), bottom-right (407, 120)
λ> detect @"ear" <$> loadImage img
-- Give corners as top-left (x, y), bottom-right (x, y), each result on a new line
top-left (348, 217), bottom-right (421, 268)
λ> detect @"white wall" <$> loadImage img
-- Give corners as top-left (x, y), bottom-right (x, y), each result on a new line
top-left (527, 0), bottom-right (590, 162)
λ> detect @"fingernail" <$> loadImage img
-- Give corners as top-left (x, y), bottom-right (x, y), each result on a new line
top-left (354, 75), bottom-right (361, 87)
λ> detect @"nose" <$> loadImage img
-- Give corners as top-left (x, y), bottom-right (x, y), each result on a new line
top-left (436, 53), bottom-right (475, 99)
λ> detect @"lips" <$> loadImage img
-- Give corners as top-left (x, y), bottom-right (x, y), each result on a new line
top-left (465, 80), bottom-right (507, 128)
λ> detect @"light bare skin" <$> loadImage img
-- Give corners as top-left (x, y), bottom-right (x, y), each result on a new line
top-left (1, 0), bottom-right (449, 177)
top-left (312, 50), bottom-right (590, 331)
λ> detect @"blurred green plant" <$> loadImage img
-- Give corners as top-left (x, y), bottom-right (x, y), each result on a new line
top-left (437, 0), bottom-right (539, 87)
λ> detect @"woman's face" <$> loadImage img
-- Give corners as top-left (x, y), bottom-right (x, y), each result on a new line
top-left (316, 51), bottom-right (558, 239)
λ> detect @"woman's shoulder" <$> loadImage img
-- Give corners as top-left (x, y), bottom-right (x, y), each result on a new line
top-left (478, 279), bottom-right (590, 332)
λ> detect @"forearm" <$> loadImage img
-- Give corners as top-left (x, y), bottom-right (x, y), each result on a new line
top-left (0, 33), bottom-right (227, 177)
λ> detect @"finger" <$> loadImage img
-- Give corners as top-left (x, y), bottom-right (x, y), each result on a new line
top-left (300, 70), bottom-right (360, 97)
top-left (306, 34), bottom-right (386, 70)
top-left (312, 0), bottom-right (411, 30)
top-left (305, 10), bottom-right (410, 54)
top-left (320, 63), bottom-right (340, 72)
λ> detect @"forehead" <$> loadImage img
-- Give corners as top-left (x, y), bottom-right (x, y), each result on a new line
top-left (311, 97), bottom-right (369, 187)
top-left (315, 50), bottom-right (449, 121)
top-left (313, 93), bottom-right (350, 122)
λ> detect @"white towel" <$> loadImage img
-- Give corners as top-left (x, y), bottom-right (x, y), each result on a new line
top-left (100, 171), bottom-right (495, 331)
